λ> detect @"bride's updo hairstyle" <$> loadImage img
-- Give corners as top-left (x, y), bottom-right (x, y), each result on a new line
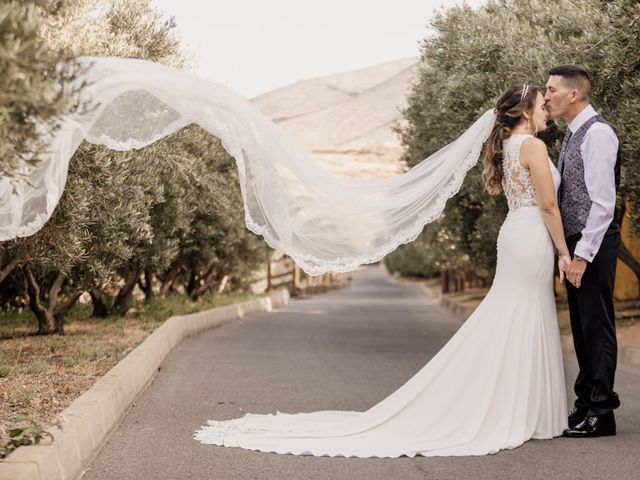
top-left (482, 84), bottom-right (540, 195)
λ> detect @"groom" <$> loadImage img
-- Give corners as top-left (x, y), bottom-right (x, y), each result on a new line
top-left (544, 64), bottom-right (621, 438)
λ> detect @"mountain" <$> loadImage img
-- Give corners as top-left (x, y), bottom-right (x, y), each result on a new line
top-left (250, 57), bottom-right (419, 179)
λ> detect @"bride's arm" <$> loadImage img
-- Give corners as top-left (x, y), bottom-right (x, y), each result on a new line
top-left (520, 137), bottom-right (570, 261)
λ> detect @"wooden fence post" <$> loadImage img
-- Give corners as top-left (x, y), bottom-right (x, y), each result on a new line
top-left (266, 259), bottom-right (272, 292)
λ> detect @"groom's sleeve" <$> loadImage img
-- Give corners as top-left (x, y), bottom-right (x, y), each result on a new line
top-left (574, 124), bottom-right (619, 263)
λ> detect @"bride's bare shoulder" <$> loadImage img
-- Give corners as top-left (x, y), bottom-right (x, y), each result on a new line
top-left (520, 136), bottom-right (548, 153)
top-left (519, 136), bottom-right (548, 168)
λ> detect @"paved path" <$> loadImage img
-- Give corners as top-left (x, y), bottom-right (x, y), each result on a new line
top-left (82, 263), bottom-right (640, 480)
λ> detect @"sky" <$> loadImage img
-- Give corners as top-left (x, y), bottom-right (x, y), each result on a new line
top-left (151, 0), bottom-right (487, 99)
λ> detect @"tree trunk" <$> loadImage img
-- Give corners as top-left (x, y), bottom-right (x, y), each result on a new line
top-left (113, 265), bottom-right (141, 316)
top-left (186, 268), bottom-right (199, 298)
top-left (159, 262), bottom-right (182, 298)
top-left (35, 310), bottom-right (56, 335)
top-left (23, 265), bottom-right (65, 335)
top-left (441, 271), bottom-right (449, 294)
top-left (141, 267), bottom-right (155, 302)
top-left (615, 200), bottom-right (640, 284)
top-left (90, 288), bottom-right (111, 317)
top-left (191, 265), bottom-right (219, 301)
top-left (53, 290), bottom-right (83, 334)
top-left (32, 303), bottom-right (55, 335)
top-left (266, 260), bottom-right (272, 292)
top-left (618, 241), bottom-right (640, 284)
top-left (0, 256), bottom-right (22, 285)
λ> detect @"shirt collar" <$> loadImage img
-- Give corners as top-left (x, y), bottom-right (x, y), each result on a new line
top-left (568, 104), bottom-right (597, 133)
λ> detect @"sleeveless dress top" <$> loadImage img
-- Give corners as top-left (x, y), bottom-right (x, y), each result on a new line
top-left (501, 133), bottom-right (561, 211)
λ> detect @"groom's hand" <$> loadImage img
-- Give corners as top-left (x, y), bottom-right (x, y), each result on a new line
top-left (566, 257), bottom-right (588, 288)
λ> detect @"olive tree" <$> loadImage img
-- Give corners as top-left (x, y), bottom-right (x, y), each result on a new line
top-left (386, 0), bottom-right (639, 286)
top-left (0, 0), bottom-right (83, 179)
top-left (1, 0), bottom-right (271, 332)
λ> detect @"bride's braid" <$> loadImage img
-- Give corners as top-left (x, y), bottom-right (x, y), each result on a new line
top-left (482, 84), bottom-right (540, 195)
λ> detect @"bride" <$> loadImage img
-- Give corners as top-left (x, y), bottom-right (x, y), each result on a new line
top-left (0, 57), bottom-right (572, 457)
top-left (191, 84), bottom-right (572, 457)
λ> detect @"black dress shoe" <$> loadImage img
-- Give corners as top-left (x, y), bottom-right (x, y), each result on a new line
top-left (568, 407), bottom-right (587, 428)
top-left (562, 411), bottom-right (616, 437)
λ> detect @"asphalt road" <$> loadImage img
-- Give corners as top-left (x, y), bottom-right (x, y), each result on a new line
top-left (81, 263), bottom-right (640, 480)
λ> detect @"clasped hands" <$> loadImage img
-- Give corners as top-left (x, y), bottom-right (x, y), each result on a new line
top-left (558, 254), bottom-right (587, 288)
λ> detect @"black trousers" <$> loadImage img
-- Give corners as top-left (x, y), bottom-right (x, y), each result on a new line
top-left (565, 229), bottom-right (621, 416)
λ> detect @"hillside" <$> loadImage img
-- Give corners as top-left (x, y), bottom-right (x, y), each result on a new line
top-left (250, 57), bottom-right (419, 179)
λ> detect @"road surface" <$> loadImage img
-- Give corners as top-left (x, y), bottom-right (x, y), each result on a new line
top-left (81, 263), bottom-right (640, 480)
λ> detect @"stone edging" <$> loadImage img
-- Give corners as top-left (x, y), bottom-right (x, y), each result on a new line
top-left (433, 289), bottom-right (640, 368)
top-left (0, 289), bottom-right (290, 480)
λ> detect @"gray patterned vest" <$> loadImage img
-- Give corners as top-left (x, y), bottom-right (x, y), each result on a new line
top-left (557, 115), bottom-right (621, 239)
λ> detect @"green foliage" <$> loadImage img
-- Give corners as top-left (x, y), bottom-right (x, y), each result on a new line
top-left (0, 411), bottom-right (62, 459)
top-left (386, 0), bottom-right (640, 280)
top-left (0, 0), bottom-right (83, 178)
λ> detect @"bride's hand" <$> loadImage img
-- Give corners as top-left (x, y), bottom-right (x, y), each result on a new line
top-left (558, 254), bottom-right (571, 282)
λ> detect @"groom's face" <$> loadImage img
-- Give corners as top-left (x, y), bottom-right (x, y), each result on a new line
top-left (544, 75), bottom-right (571, 120)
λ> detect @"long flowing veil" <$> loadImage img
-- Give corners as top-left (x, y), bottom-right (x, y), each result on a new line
top-left (0, 56), bottom-right (496, 275)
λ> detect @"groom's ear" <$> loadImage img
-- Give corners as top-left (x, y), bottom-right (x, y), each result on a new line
top-left (568, 89), bottom-right (581, 104)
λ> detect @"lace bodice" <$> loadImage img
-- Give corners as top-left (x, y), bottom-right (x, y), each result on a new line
top-left (501, 134), bottom-right (560, 211)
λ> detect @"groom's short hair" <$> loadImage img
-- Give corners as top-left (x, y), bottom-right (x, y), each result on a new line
top-left (548, 64), bottom-right (591, 100)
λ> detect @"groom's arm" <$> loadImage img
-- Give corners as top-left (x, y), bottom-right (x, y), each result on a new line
top-left (574, 123), bottom-right (619, 263)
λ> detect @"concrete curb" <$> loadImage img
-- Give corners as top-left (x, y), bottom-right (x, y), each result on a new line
top-left (0, 289), bottom-right (290, 480)
top-left (428, 286), bottom-right (640, 368)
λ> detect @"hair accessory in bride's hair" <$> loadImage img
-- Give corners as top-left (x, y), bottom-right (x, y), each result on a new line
top-left (520, 83), bottom-right (529, 101)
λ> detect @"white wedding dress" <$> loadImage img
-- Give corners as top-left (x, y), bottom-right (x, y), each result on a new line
top-left (193, 133), bottom-right (569, 457)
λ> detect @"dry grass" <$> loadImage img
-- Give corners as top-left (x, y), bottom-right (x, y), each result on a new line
top-left (0, 290), bottom-right (260, 453)
top-left (394, 274), bottom-right (640, 348)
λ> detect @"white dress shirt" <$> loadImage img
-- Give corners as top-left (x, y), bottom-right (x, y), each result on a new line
top-left (566, 104), bottom-right (619, 263)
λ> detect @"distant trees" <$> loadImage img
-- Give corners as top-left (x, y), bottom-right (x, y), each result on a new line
top-left (385, 0), bottom-right (640, 287)
top-left (0, 0), bottom-right (268, 334)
